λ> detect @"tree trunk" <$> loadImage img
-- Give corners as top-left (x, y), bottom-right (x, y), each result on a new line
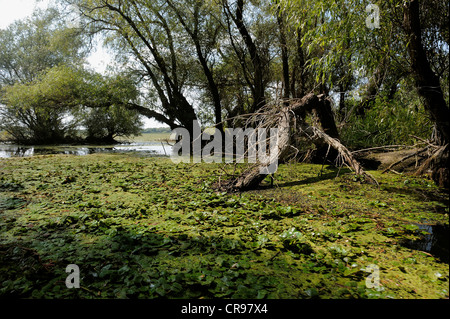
top-left (277, 7), bottom-right (290, 99)
top-left (291, 27), bottom-right (306, 98)
top-left (403, 0), bottom-right (449, 188)
top-left (233, 0), bottom-right (266, 112)
top-left (297, 94), bottom-right (340, 162)
top-left (167, 0), bottom-right (223, 133)
top-left (403, 0), bottom-right (449, 143)
top-left (354, 62), bottom-right (385, 117)
top-left (225, 94), bottom-right (377, 191)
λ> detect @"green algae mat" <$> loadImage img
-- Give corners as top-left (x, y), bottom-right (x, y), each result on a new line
top-left (0, 153), bottom-right (448, 299)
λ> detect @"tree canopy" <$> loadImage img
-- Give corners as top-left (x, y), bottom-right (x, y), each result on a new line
top-left (59, 0), bottom-right (448, 134)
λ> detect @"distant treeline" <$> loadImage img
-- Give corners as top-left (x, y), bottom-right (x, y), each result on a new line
top-left (142, 127), bottom-right (172, 134)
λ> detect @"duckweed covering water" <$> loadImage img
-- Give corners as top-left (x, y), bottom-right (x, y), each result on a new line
top-left (0, 153), bottom-right (448, 299)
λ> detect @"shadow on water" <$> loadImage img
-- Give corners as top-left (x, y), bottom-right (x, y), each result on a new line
top-left (0, 142), bottom-right (173, 158)
top-left (401, 223), bottom-right (449, 263)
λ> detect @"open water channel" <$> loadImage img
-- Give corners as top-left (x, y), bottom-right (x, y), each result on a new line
top-left (0, 141), bottom-right (173, 158)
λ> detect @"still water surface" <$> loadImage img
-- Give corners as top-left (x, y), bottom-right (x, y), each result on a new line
top-left (0, 142), bottom-right (173, 158)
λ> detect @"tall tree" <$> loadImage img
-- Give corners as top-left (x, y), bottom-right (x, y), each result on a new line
top-left (65, 0), bottom-right (198, 133)
top-left (0, 8), bottom-right (87, 85)
top-left (1, 64), bottom-right (144, 144)
top-left (402, 0), bottom-right (449, 187)
top-left (403, 0), bottom-right (449, 144)
top-left (222, 0), bottom-right (268, 113)
top-left (276, 5), bottom-right (290, 99)
top-left (278, 0), bottom-right (448, 186)
top-left (0, 8), bottom-right (89, 144)
top-left (166, 0), bottom-right (224, 132)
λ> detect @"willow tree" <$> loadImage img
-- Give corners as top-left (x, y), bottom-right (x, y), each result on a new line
top-left (221, 0), bottom-right (271, 113)
top-left (1, 63), bottom-right (144, 144)
top-left (62, 0), bottom-right (285, 132)
top-left (61, 0), bottom-right (240, 135)
top-left (276, 0), bottom-right (449, 187)
top-left (0, 8), bottom-right (88, 86)
top-left (165, 0), bottom-right (225, 132)
top-left (61, 0), bottom-right (199, 134)
top-left (0, 8), bottom-right (89, 144)
top-left (402, 0), bottom-right (449, 186)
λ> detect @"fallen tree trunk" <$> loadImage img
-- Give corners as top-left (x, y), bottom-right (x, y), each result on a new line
top-left (224, 93), bottom-right (378, 191)
top-left (414, 144), bottom-right (449, 188)
top-left (300, 125), bottom-right (378, 185)
top-left (232, 105), bottom-right (291, 190)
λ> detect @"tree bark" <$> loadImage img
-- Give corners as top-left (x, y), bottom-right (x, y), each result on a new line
top-left (167, 0), bottom-right (223, 133)
top-left (292, 27), bottom-right (306, 98)
top-left (232, 105), bottom-right (291, 190)
top-left (225, 94), bottom-right (377, 191)
top-left (124, 103), bottom-right (177, 130)
top-left (403, 0), bottom-right (449, 188)
top-left (296, 94), bottom-right (340, 162)
top-left (276, 7), bottom-right (290, 99)
top-left (403, 0), bottom-right (449, 143)
top-left (229, 0), bottom-right (266, 112)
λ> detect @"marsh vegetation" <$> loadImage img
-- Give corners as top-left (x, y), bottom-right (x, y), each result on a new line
top-left (0, 0), bottom-right (448, 300)
top-left (0, 147), bottom-right (448, 298)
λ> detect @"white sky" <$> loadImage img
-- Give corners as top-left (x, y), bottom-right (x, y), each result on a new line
top-left (0, 0), bottom-right (43, 28)
top-left (0, 0), bottom-right (163, 127)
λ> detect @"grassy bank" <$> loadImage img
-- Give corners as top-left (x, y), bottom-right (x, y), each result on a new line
top-left (0, 153), bottom-right (448, 299)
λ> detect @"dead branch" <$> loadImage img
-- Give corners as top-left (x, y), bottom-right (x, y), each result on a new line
top-left (299, 124), bottom-right (379, 185)
top-left (414, 144), bottom-right (448, 176)
top-left (382, 147), bottom-right (429, 173)
top-left (408, 134), bottom-right (440, 149)
top-left (351, 145), bottom-right (410, 154)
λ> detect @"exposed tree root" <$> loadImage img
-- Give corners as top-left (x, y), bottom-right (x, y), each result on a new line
top-left (222, 93), bottom-right (378, 192)
top-left (415, 144), bottom-right (449, 188)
